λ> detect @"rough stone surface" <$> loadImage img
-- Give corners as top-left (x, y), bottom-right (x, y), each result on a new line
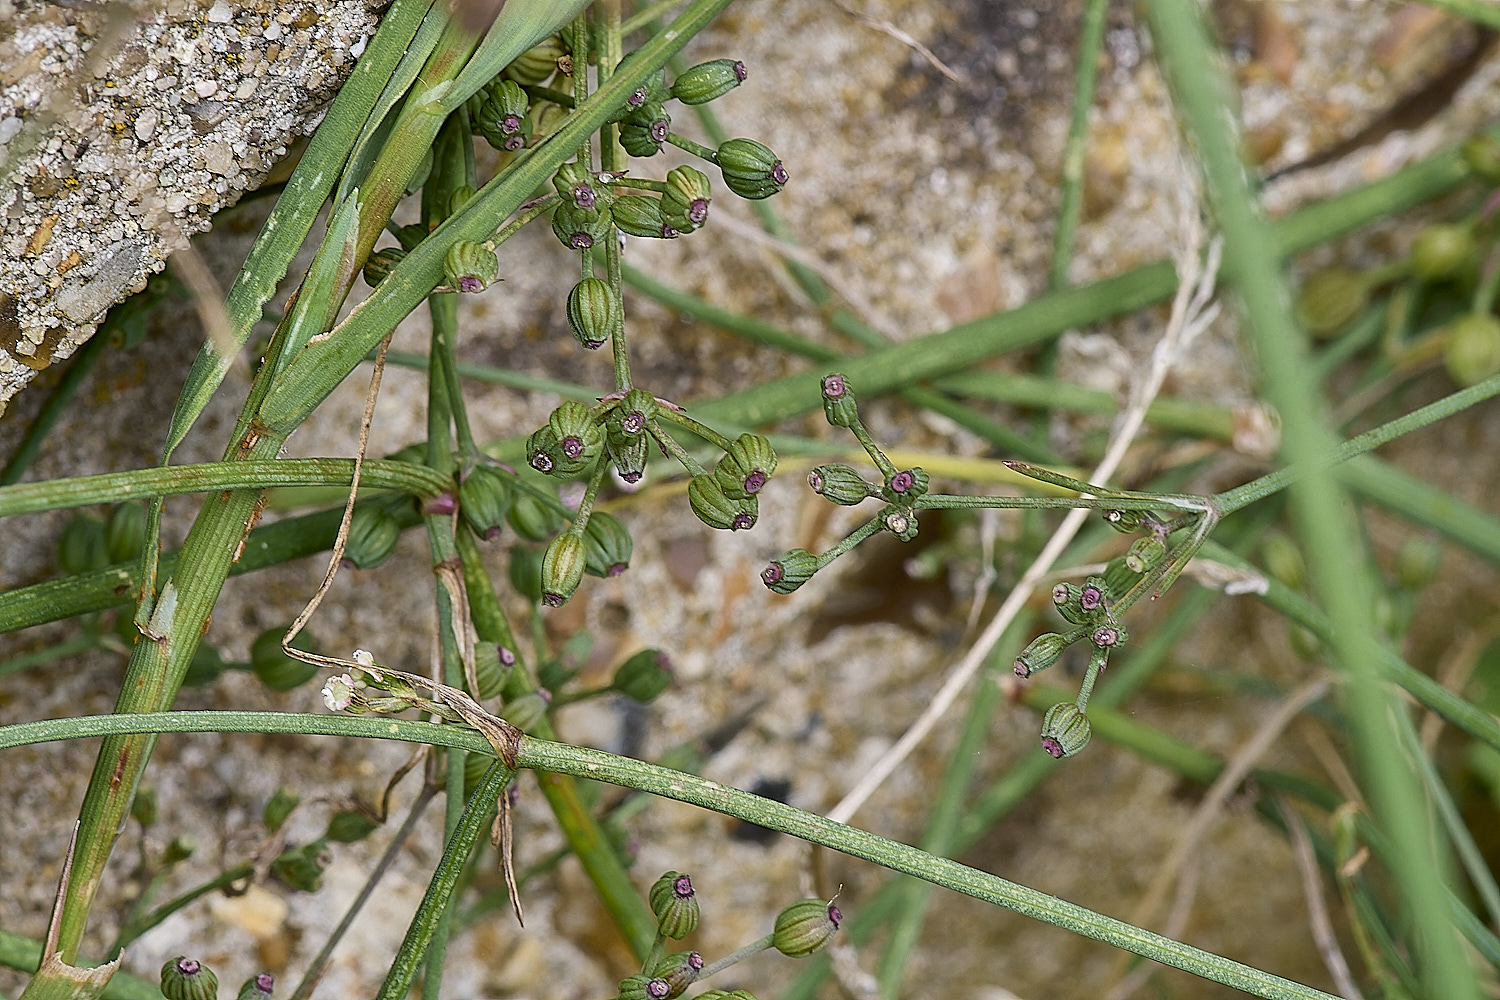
top-left (0, 0), bottom-right (380, 412)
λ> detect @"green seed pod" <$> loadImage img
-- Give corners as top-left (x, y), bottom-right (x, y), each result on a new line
top-left (761, 548), bottom-right (821, 594)
top-left (161, 835), bottom-right (196, 865)
top-left (1102, 556), bottom-right (1141, 600)
top-left (612, 52), bottom-right (669, 117)
top-left (508, 491), bottom-right (567, 542)
top-left (1444, 313), bottom-right (1500, 386)
top-left (662, 165), bottom-right (712, 233)
top-left (1395, 536), bottom-right (1442, 592)
top-left (551, 201), bottom-right (613, 251)
top-left (1090, 623), bottom-right (1127, 648)
top-left (614, 388), bottom-right (657, 432)
top-left (362, 246), bottom-right (406, 287)
top-left (1462, 134), bottom-right (1500, 185)
top-left (251, 627), bottom-right (319, 692)
top-left (501, 690), bottom-right (551, 731)
top-left (617, 975), bottom-right (671, 1000)
top-left (236, 973), bottom-right (275, 1000)
top-left (182, 642), bottom-right (228, 687)
top-left (1124, 536), bottom-right (1166, 574)
top-left (807, 463), bottom-right (875, 505)
top-left (132, 787), bottom-right (158, 827)
top-left (1102, 508), bottom-right (1145, 533)
top-left (553, 160), bottom-right (613, 211)
top-left (670, 58), bottom-right (747, 105)
top-left (526, 425), bottom-right (564, 476)
top-left (1039, 702), bottom-right (1091, 758)
top-left (444, 239), bottom-right (499, 293)
top-left (548, 399), bottom-right (605, 475)
top-left (105, 501), bottom-right (146, 564)
top-left (882, 507), bottom-right (918, 541)
top-left (773, 898), bottom-right (842, 957)
top-left (1296, 266), bottom-right (1368, 339)
top-left (649, 871), bottom-right (700, 938)
top-left (1051, 583), bottom-right (1098, 627)
top-left (58, 513), bottom-right (108, 575)
top-left (620, 100), bottom-right (671, 157)
top-left (1411, 223), bottom-right (1476, 281)
top-left (472, 641), bottom-right (509, 700)
top-left (509, 544), bottom-right (544, 602)
top-left (820, 372), bottom-right (858, 427)
top-left (541, 532), bottom-right (587, 607)
top-left (460, 465), bottom-right (515, 541)
top-left (263, 786), bottom-right (300, 833)
top-left (583, 510), bottom-right (633, 577)
top-left (161, 957), bottom-right (219, 1000)
top-left (393, 223), bottom-right (428, 250)
top-left (612, 648), bottom-right (673, 702)
top-left (608, 428), bottom-right (651, 484)
top-left (446, 184), bottom-right (476, 220)
top-left (325, 809), bottom-right (379, 843)
top-left (473, 78), bottom-right (531, 150)
top-left (567, 277), bottom-right (621, 350)
top-left (1014, 631), bottom-right (1075, 678)
top-left (884, 467), bottom-right (929, 500)
top-left (688, 474), bottom-right (758, 530)
top-left (715, 432), bottom-right (777, 498)
top-left (343, 504), bottom-right (401, 569)
top-left (1260, 531), bottom-right (1305, 591)
top-left (503, 33), bottom-right (569, 86)
top-left (716, 137), bottom-right (788, 199)
top-left (270, 839), bottom-right (331, 892)
top-left (612, 194), bottom-right (677, 239)
top-left (650, 950), bottom-right (704, 998)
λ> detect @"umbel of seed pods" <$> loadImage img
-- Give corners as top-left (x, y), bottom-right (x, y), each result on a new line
top-left (619, 871), bottom-right (843, 1000)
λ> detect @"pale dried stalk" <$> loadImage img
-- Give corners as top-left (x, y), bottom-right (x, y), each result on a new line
top-left (825, 173), bottom-right (1221, 826)
top-left (1277, 794), bottom-right (1366, 1000)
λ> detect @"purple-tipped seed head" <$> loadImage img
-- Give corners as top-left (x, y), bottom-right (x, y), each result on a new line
top-left (688, 198), bottom-right (709, 225)
top-left (176, 960), bottom-right (201, 977)
top-left (649, 118), bottom-right (669, 142)
top-left (731, 512), bottom-right (756, 531)
top-left (761, 563), bottom-right (784, 586)
top-left (460, 276), bottom-right (484, 293)
top-left (647, 980), bottom-right (670, 1000)
top-left (890, 470), bottom-right (915, 493)
top-left (732, 61), bottom-right (747, 82)
top-left (499, 646), bottom-right (516, 666)
top-left (530, 453), bottom-right (554, 473)
top-left (1080, 584), bottom-right (1103, 610)
top-left (573, 184), bottom-right (596, 209)
top-left (743, 469), bottom-right (767, 494)
top-left (561, 435), bottom-right (585, 459)
top-left (568, 231), bottom-right (594, 250)
top-left (1041, 737), bottom-right (1066, 759)
top-left (771, 162), bottom-right (789, 185)
top-left (822, 373), bottom-right (847, 398)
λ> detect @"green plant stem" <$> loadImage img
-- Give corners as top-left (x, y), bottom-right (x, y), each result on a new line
top-left (0, 332), bottom-right (108, 486)
top-left (0, 710), bottom-right (1343, 999)
top-left (0, 931), bottom-right (162, 1000)
top-left (376, 760), bottom-right (513, 1000)
top-left (0, 459), bottom-right (450, 516)
top-left (1050, 0), bottom-right (1110, 290)
top-left (1149, 5), bottom-right (1476, 997)
top-left (695, 934), bottom-right (775, 979)
top-left (0, 631), bottom-right (109, 679)
top-left (110, 863), bottom-right (253, 955)
top-left (1340, 453), bottom-right (1500, 565)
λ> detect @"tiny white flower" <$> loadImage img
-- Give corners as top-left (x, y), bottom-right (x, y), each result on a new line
top-left (323, 673), bottom-right (357, 712)
top-left (352, 649), bottom-right (375, 667)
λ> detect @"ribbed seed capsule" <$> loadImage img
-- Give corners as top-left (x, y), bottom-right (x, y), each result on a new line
top-left (671, 59), bottom-right (747, 104)
top-left (612, 195), bottom-right (676, 238)
top-left (460, 465), bottom-right (514, 541)
top-left (583, 510), bottom-right (633, 577)
top-left (1013, 631), bottom-right (1074, 678)
top-left (1052, 583), bottom-right (1092, 626)
top-left (553, 160), bottom-right (613, 211)
top-left (236, 973), bottom-right (275, 1000)
top-left (612, 648), bottom-right (673, 702)
top-left (882, 507), bottom-right (919, 541)
top-left (105, 501), bottom-right (146, 563)
top-left (651, 950), bottom-right (704, 998)
top-left (566, 277), bottom-right (621, 350)
top-left (761, 547), bottom-right (821, 594)
top-left (807, 463), bottom-right (875, 505)
top-left (362, 246), bottom-right (406, 286)
top-left (161, 958), bottom-right (219, 1000)
top-left (1103, 508), bottom-right (1145, 533)
top-left (503, 34), bottom-right (569, 86)
top-left (1296, 266), bottom-right (1368, 338)
top-left (773, 898), bottom-right (842, 956)
top-left (617, 975), bottom-right (672, 1000)
top-left (501, 690), bottom-right (550, 730)
top-left (547, 400), bottom-right (604, 475)
top-left (1040, 702), bottom-right (1091, 758)
top-left (820, 372), bottom-right (858, 427)
top-left (251, 627), bottom-right (319, 692)
top-left (551, 202), bottom-right (613, 250)
top-left (1444, 313), bottom-right (1500, 386)
top-left (541, 532), bottom-right (586, 607)
top-left (472, 78), bottom-right (530, 150)
top-left (507, 490), bottom-right (567, 541)
top-left (526, 425), bottom-right (563, 475)
top-left (1125, 536), bottom-right (1166, 573)
top-left (688, 474), bottom-right (758, 530)
top-left (884, 467), bottom-right (929, 499)
top-left (715, 432), bottom-right (776, 498)
top-left (343, 505), bottom-right (400, 569)
top-left (716, 137), bottom-right (788, 199)
top-left (649, 870), bottom-right (700, 938)
top-left (620, 100), bottom-right (671, 156)
top-left (608, 429), bottom-right (650, 483)
top-left (444, 240), bottom-right (498, 293)
top-left (662, 165), bottom-right (712, 233)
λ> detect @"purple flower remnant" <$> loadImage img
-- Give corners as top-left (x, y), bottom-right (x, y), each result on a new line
top-left (607, 561), bottom-right (627, 577)
top-left (621, 469), bottom-right (643, 484)
top-left (1092, 626), bottom-right (1119, 647)
top-left (622, 410), bottom-right (646, 434)
top-left (542, 592), bottom-right (565, 608)
top-left (771, 161), bottom-right (789, 186)
top-left (568, 231), bottom-right (594, 250)
top-left (761, 562), bottom-right (784, 587)
top-left (501, 114), bottom-right (522, 135)
top-left (889, 470), bottom-right (916, 494)
top-left (822, 373), bottom-right (847, 399)
top-left (459, 276), bottom-right (484, 293)
top-left (629, 85), bottom-right (649, 107)
top-left (827, 903), bottom-right (842, 928)
top-left (1041, 735), bottom-right (1067, 759)
top-left (743, 469), bottom-right (768, 494)
top-left (253, 974), bottom-right (275, 994)
top-left (672, 873), bottom-right (695, 899)
top-left (572, 183), bottom-right (596, 209)
top-left (649, 117), bottom-right (669, 142)
top-left (176, 960), bottom-right (201, 977)
top-left (731, 512), bottom-right (756, 531)
top-left (530, 452), bottom-right (554, 473)
top-left (561, 435), bottom-right (585, 459)
top-left (499, 646), bottom-right (516, 666)
top-left (647, 981), bottom-right (670, 1000)
top-left (660, 223), bottom-right (679, 239)
top-left (1080, 584), bottom-right (1104, 611)
top-left (503, 134), bottom-right (525, 151)
top-left (732, 61), bottom-right (748, 82)
top-left (1013, 658), bottom-right (1030, 679)
top-left (423, 492), bottom-right (457, 516)
top-left (688, 198), bottom-right (709, 225)
top-left (807, 469), bottom-right (825, 492)
top-left (1052, 583), bottom-right (1070, 605)
top-left (687, 953), bottom-right (705, 972)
